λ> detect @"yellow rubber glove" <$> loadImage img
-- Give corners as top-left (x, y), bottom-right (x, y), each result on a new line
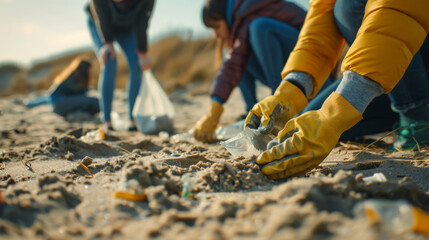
top-left (245, 81), bottom-right (308, 135)
top-left (257, 92), bottom-right (362, 179)
top-left (194, 101), bottom-right (224, 142)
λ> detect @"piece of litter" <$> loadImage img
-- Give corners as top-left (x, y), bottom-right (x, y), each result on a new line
top-left (179, 191), bottom-right (196, 199)
top-left (221, 128), bottom-right (274, 157)
top-left (24, 161), bottom-right (34, 172)
top-left (159, 131), bottom-right (169, 139)
top-left (182, 174), bottom-right (191, 199)
top-left (362, 173), bottom-right (387, 183)
top-left (170, 154), bottom-right (182, 158)
top-left (181, 173), bottom-right (197, 199)
top-left (80, 129), bottom-right (105, 143)
top-left (111, 112), bottom-right (129, 131)
top-left (171, 130), bottom-right (196, 143)
top-left (79, 161), bottom-right (94, 177)
top-left (0, 191), bottom-right (6, 204)
top-left (215, 120), bottom-right (245, 140)
top-left (113, 191), bottom-right (147, 201)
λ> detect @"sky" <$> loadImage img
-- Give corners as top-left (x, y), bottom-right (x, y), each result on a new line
top-left (0, 0), bottom-right (308, 66)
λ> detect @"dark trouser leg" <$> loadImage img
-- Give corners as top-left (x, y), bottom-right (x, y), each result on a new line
top-left (52, 95), bottom-right (99, 117)
top-left (331, 0), bottom-right (410, 140)
top-left (87, 18), bottom-right (116, 122)
top-left (248, 17), bottom-right (300, 92)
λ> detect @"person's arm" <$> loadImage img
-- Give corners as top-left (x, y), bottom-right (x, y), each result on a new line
top-left (257, 0), bottom-right (429, 179)
top-left (281, 0), bottom-right (345, 98)
top-left (194, 31), bottom-right (251, 142)
top-left (135, 0), bottom-right (155, 54)
top-left (244, 0), bottom-right (339, 133)
top-left (89, 0), bottom-right (114, 45)
top-left (341, 0), bottom-right (429, 93)
top-left (210, 32), bottom-right (252, 103)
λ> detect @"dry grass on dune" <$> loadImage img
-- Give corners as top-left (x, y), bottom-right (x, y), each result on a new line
top-left (0, 64), bottom-right (22, 90)
top-left (0, 64), bottom-right (21, 77)
top-left (0, 35), bottom-right (218, 96)
top-left (105, 35), bottom-right (218, 94)
top-left (149, 36), bottom-right (218, 94)
top-left (0, 50), bottom-right (98, 96)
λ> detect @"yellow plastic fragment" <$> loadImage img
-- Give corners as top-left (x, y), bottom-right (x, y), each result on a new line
top-left (113, 191), bottom-right (147, 202)
top-left (78, 161), bottom-right (94, 177)
top-left (0, 191), bottom-right (6, 204)
top-left (411, 207), bottom-right (429, 235)
top-left (179, 191), bottom-right (196, 199)
top-left (98, 129), bottom-right (106, 140)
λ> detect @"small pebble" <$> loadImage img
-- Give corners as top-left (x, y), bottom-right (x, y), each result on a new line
top-left (81, 156), bottom-right (93, 166)
top-left (65, 152), bottom-right (74, 161)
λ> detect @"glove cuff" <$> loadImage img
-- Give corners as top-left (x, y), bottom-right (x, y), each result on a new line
top-left (274, 81), bottom-right (309, 116)
top-left (283, 72), bottom-right (314, 97)
top-left (209, 101), bottom-right (224, 120)
top-left (321, 92), bottom-right (363, 132)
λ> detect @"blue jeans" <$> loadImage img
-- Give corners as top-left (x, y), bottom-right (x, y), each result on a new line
top-left (51, 95), bottom-right (99, 117)
top-left (237, 18), bottom-right (295, 112)
top-left (87, 19), bottom-right (142, 122)
top-left (25, 94), bottom-right (99, 117)
top-left (238, 17), bottom-right (332, 112)
top-left (238, 17), bottom-right (299, 112)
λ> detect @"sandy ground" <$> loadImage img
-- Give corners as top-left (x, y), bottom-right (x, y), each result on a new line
top-left (0, 86), bottom-right (429, 240)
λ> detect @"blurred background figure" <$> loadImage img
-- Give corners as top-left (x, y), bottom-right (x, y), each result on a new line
top-left (86, 0), bottom-right (155, 131)
top-left (25, 57), bottom-right (100, 118)
top-left (193, 0), bottom-right (308, 143)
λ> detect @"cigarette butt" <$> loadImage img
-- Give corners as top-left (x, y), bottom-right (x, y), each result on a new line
top-left (79, 161), bottom-right (94, 177)
top-left (113, 191), bottom-right (147, 202)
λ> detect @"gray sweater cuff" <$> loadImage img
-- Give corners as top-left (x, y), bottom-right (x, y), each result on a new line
top-left (283, 72), bottom-right (314, 97)
top-left (335, 70), bottom-right (384, 114)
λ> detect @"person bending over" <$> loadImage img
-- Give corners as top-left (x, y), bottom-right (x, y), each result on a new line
top-left (194, 0), bottom-right (307, 142)
top-left (245, 0), bottom-right (429, 179)
top-left (86, 0), bottom-right (154, 131)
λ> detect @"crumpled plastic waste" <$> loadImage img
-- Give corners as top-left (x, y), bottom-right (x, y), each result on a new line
top-left (221, 128), bottom-right (274, 157)
top-left (354, 199), bottom-right (429, 235)
top-left (171, 119), bottom-right (274, 157)
top-left (215, 119), bottom-right (245, 140)
top-left (181, 173), bottom-right (197, 199)
top-left (111, 111), bottom-right (129, 131)
top-left (170, 120), bottom-right (245, 144)
top-left (79, 129), bottom-right (105, 143)
top-left (170, 129), bottom-right (196, 143)
top-left (362, 172), bottom-right (387, 183)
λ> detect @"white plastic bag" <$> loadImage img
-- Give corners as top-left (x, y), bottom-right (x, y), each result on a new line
top-left (132, 70), bottom-right (175, 134)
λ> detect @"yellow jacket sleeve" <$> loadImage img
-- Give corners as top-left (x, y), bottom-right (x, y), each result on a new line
top-left (342, 0), bottom-right (429, 93)
top-left (281, 0), bottom-right (344, 98)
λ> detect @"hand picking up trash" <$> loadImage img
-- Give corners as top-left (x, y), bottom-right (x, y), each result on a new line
top-left (221, 126), bottom-right (275, 158)
top-left (171, 119), bottom-right (244, 144)
top-left (172, 118), bottom-right (276, 158)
